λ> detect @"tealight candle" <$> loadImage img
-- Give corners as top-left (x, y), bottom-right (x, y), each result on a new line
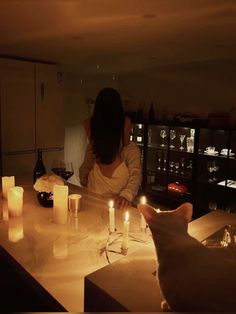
top-left (108, 200), bottom-right (115, 233)
top-left (2, 176), bottom-right (15, 199)
top-left (121, 211), bottom-right (130, 251)
top-left (8, 186), bottom-right (24, 217)
top-left (53, 185), bottom-right (68, 224)
top-left (140, 196), bottom-right (147, 230)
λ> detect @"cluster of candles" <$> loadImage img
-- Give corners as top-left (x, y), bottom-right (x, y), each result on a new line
top-left (108, 196), bottom-right (148, 251)
top-left (2, 176), bottom-right (24, 217)
top-left (2, 176), bottom-right (81, 225)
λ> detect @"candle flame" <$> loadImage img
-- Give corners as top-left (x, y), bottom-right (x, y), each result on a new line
top-left (125, 211), bottom-right (129, 221)
top-left (108, 200), bottom-right (114, 208)
top-left (140, 196), bottom-right (147, 204)
top-left (155, 208), bottom-right (161, 213)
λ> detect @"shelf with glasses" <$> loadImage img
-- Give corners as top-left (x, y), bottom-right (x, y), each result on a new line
top-left (131, 121), bottom-right (236, 215)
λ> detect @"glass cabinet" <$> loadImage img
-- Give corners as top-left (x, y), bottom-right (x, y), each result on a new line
top-left (132, 121), bottom-right (236, 217)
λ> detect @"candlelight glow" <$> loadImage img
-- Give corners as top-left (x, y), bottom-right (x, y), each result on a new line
top-left (156, 208), bottom-right (161, 213)
top-left (125, 211), bottom-right (129, 221)
top-left (140, 196), bottom-right (147, 204)
top-left (108, 200), bottom-right (114, 208)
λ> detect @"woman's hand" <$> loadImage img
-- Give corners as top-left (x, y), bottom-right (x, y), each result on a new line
top-left (115, 196), bottom-right (131, 211)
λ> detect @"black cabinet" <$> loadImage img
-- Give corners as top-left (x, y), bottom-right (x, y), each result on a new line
top-left (133, 122), bottom-right (236, 217)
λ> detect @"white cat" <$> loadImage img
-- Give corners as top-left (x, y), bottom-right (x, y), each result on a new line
top-left (138, 202), bottom-right (236, 312)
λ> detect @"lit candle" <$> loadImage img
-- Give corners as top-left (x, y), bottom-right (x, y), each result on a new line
top-left (2, 176), bottom-right (15, 199)
top-left (121, 211), bottom-right (130, 251)
top-left (8, 186), bottom-right (24, 217)
top-left (108, 200), bottom-right (115, 233)
top-left (68, 194), bottom-right (82, 217)
top-left (53, 185), bottom-right (68, 224)
top-left (140, 196), bottom-right (147, 230)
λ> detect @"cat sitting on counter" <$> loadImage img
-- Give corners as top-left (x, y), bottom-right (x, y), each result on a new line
top-left (137, 202), bottom-right (236, 312)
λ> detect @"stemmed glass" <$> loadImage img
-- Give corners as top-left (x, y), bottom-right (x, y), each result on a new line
top-left (180, 157), bottom-right (185, 175)
top-left (175, 162), bottom-right (180, 174)
top-left (207, 161), bottom-right (215, 182)
top-left (169, 161), bottom-right (174, 172)
top-left (170, 129), bottom-right (176, 149)
top-left (52, 160), bottom-right (74, 182)
top-left (157, 151), bottom-right (162, 171)
top-left (160, 129), bottom-right (167, 147)
top-left (179, 134), bottom-right (186, 150)
top-left (163, 152), bottom-right (167, 171)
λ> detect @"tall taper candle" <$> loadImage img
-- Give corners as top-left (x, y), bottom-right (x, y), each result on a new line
top-left (140, 196), bottom-right (147, 230)
top-left (53, 185), bottom-right (68, 224)
top-left (2, 176), bottom-right (15, 199)
top-left (108, 200), bottom-right (115, 233)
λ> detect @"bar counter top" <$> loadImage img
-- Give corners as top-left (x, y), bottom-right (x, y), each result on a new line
top-left (0, 177), bottom-right (153, 312)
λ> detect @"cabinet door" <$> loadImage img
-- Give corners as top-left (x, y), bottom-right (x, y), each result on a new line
top-left (0, 58), bottom-right (35, 176)
top-left (35, 64), bottom-right (65, 149)
top-left (0, 58), bottom-right (35, 152)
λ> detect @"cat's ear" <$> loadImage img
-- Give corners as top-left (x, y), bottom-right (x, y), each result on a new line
top-left (137, 203), bottom-right (157, 223)
top-left (175, 202), bottom-right (193, 222)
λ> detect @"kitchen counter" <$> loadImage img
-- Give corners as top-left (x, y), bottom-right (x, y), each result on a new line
top-left (0, 177), bottom-right (153, 312)
top-left (84, 209), bottom-right (236, 312)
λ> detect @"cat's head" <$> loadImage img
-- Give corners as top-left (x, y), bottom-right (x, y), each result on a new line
top-left (137, 202), bottom-right (193, 236)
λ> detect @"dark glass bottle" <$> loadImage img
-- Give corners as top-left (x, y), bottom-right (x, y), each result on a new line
top-left (33, 149), bottom-right (46, 183)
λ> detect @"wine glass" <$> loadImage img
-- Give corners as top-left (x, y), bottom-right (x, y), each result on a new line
top-left (52, 160), bottom-right (74, 182)
top-left (160, 129), bottom-right (167, 147)
top-left (175, 162), bottom-right (180, 174)
top-left (169, 161), bottom-right (174, 172)
top-left (179, 134), bottom-right (186, 150)
top-left (157, 151), bottom-right (162, 171)
top-left (180, 157), bottom-right (185, 175)
top-left (163, 152), bottom-right (167, 171)
top-left (207, 161), bottom-right (215, 182)
top-left (170, 129), bottom-right (176, 149)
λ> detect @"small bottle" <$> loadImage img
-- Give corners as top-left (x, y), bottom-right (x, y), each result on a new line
top-left (136, 124), bottom-right (143, 143)
top-left (33, 149), bottom-right (46, 183)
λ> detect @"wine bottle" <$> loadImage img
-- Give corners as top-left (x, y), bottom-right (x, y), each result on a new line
top-left (33, 149), bottom-right (46, 183)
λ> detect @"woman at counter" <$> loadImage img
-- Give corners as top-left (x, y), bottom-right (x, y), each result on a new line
top-left (79, 87), bottom-right (142, 210)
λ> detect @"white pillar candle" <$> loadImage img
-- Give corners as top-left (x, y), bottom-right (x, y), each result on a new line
top-left (121, 211), bottom-right (130, 251)
top-left (53, 185), bottom-right (68, 224)
top-left (140, 196), bottom-right (147, 230)
top-left (108, 200), bottom-right (115, 233)
top-left (68, 194), bottom-right (82, 217)
top-left (8, 217), bottom-right (24, 243)
top-left (2, 176), bottom-right (15, 199)
top-left (8, 186), bottom-right (24, 217)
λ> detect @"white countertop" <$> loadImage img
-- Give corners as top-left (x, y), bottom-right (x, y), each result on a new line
top-left (0, 178), bottom-right (153, 312)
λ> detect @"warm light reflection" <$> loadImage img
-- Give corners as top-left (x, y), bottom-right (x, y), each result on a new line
top-left (140, 196), bottom-right (147, 204)
top-left (108, 200), bottom-right (114, 208)
top-left (8, 217), bottom-right (24, 243)
top-left (125, 211), bottom-right (129, 221)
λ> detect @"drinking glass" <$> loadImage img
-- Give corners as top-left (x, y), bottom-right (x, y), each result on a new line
top-left (169, 161), bottom-right (174, 172)
top-left (163, 152), bottom-right (167, 171)
top-left (157, 151), bottom-right (162, 171)
top-left (160, 129), bottom-right (167, 147)
top-left (175, 162), bottom-right (180, 174)
top-left (179, 134), bottom-right (186, 150)
top-left (170, 129), bottom-right (176, 149)
top-left (207, 161), bottom-right (215, 182)
top-left (180, 157), bottom-right (185, 175)
top-left (52, 161), bottom-right (74, 181)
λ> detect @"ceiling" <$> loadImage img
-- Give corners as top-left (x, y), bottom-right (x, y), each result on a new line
top-left (0, 0), bottom-right (236, 74)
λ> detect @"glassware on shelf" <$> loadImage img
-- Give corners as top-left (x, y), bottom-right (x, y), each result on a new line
top-left (163, 152), bottom-right (167, 171)
top-left (160, 129), bottom-right (167, 147)
top-left (156, 151), bottom-right (162, 171)
top-left (170, 129), bottom-right (176, 149)
top-left (169, 161), bottom-right (175, 172)
top-left (180, 157), bottom-right (185, 175)
top-left (175, 162), bottom-right (180, 173)
top-left (212, 160), bottom-right (219, 182)
top-left (207, 161), bottom-right (215, 182)
top-left (179, 134), bottom-right (186, 150)
top-left (186, 137), bottom-right (194, 153)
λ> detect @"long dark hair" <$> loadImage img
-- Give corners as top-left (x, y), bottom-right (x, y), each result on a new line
top-left (90, 87), bottom-right (125, 164)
